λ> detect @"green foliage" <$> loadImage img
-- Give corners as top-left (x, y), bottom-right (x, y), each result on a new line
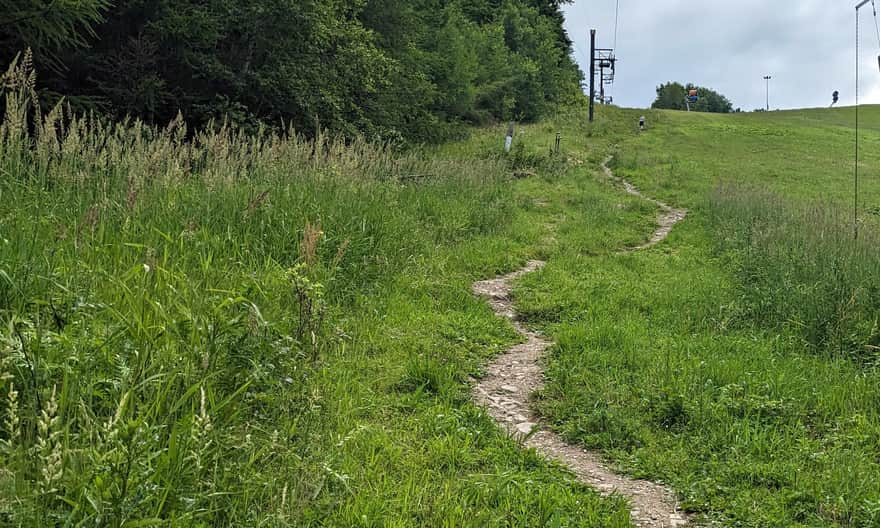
top-left (0, 0), bottom-right (109, 56)
top-left (709, 186), bottom-right (880, 363)
top-left (527, 217), bottom-right (880, 527)
top-left (8, 0), bottom-right (582, 142)
top-left (525, 105), bottom-right (880, 526)
top-left (0, 59), bottom-right (630, 525)
top-left (652, 81), bottom-right (733, 113)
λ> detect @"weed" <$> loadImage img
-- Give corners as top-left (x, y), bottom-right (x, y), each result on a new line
top-left (0, 57), bottom-right (635, 524)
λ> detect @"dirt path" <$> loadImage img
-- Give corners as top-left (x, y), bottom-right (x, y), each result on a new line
top-left (472, 158), bottom-right (689, 528)
top-left (601, 157), bottom-right (687, 251)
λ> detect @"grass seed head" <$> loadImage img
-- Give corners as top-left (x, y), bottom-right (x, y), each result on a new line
top-left (300, 222), bottom-right (323, 267)
top-left (2, 382), bottom-right (19, 451)
top-left (36, 386), bottom-right (62, 496)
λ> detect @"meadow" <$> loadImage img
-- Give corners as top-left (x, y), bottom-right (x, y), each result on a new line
top-left (6, 45), bottom-right (880, 526)
top-left (522, 106), bottom-right (880, 526)
top-left (0, 58), bottom-right (649, 526)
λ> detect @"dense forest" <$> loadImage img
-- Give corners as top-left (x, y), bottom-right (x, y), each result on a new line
top-left (0, 0), bottom-right (583, 142)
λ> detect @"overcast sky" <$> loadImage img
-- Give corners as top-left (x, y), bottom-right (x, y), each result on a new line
top-left (563, 1), bottom-right (880, 110)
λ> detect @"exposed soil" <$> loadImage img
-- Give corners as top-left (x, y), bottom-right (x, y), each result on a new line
top-left (601, 157), bottom-right (687, 251)
top-left (472, 159), bottom-right (690, 527)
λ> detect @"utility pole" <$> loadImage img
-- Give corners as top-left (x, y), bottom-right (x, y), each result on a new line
top-left (589, 29), bottom-right (596, 122)
top-left (763, 75), bottom-right (772, 111)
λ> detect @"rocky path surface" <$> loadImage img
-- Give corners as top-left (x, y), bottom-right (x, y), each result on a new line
top-left (472, 158), bottom-right (689, 528)
top-left (600, 158), bottom-right (687, 251)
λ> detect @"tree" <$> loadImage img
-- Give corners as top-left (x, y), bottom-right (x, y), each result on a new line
top-left (0, 0), bottom-right (110, 65)
top-left (652, 82), bottom-right (733, 114)
top-left (9, 0), bottom-right (584, 141)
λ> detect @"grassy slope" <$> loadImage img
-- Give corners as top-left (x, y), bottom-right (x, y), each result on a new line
top-left (10, 87), bottom-right (880, 527)
top-left (304, 108), bottom-right (660, 526)
top-left (0, 100), bottom-right (656, 526)
top-left (521, 106), bottom-right (880, 527)
top-left (614, 107), bottom-right (880, 208)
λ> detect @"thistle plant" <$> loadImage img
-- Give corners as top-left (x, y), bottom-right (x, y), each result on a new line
top-left (287, 263), bottom-right (326, 358)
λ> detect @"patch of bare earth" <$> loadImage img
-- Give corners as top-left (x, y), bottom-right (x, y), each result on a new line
top-left (472, 159), bottom-right (690, 527)
top-left (601, 157), bottom-right (687, 251)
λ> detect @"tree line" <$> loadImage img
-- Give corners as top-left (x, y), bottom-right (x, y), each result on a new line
top-left (652, 82), bottom-right (734, 113)
top-left (0, 0), bottom-right (583, 142)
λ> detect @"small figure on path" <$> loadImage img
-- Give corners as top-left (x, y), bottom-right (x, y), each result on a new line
top-left (639, 115), bottom-right (646, 131)
top-left (831, 90), bottom-right (840, 108)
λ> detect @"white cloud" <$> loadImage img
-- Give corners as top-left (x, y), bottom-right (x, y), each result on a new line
top-left (563, 0), bottom-right (880, 110)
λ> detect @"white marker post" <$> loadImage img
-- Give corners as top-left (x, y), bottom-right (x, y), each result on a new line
top-left (505, 122), bottom-right (514, 153)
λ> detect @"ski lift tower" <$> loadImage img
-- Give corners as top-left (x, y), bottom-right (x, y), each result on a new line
top-left (597, 48), bottom-right (617, 105)
top-left (588, 29), bottom-right (617, 122)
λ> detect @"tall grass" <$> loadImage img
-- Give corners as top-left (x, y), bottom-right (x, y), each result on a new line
top-left (0, 53), bottom-right (517, 525)
top-left (709, 185), bottom-right (880, 363)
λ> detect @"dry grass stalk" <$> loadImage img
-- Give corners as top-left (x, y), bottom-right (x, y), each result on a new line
top-left (300, 222), bottom-right (323, 267)
top-left (244, 190), bottom-right (270, 218)
top-left (332, 239), bottom-right (350, 269)
top-left (1, 50), bottom-right (39, 144)
top-left (78, 205), bottom-right (101, 239)
top-left (125, 178), bottom-right (140, 211)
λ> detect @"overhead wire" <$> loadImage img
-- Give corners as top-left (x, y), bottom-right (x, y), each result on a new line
top-left (873, 0), bottom-right (880, 50)
top-left (609, 0), bottom-right (621, 101)
top-left (572, 40), bottom-right (590, 65)
top-left (613, 0), bottom-right (620, 50)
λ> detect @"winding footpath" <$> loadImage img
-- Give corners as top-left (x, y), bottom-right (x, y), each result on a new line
top-left (472, 157), bottom-right (689, 528)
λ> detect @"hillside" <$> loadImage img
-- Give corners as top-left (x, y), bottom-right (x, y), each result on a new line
top-left (618, 106), bottom-right (880, 208)
top-left (5, 45), bottom-right (880, 525)
top-left (528, 105), bottom-right (880, 526)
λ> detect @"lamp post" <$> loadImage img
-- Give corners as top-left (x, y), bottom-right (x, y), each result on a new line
top-left (763, 75), bottom-right (772, 111)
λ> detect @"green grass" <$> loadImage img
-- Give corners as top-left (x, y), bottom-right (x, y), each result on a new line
top-left (10, 46), bottom-right (880, 526)
top-left (613, 107), bottom-right (880, 208)
top-left (522, 106), bottom-right (880, 527)
top-left (0, 60), bottom-right (652, 526)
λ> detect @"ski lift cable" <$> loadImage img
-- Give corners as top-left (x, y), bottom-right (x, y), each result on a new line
top-left (613, 0), bottom-right (620, 50)
top-left (607, 0), bottom-right (620, 100)
top-left (572, 40), bottom-right (590, 67)
top-left (872, 0), bottom-right (880, 50)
